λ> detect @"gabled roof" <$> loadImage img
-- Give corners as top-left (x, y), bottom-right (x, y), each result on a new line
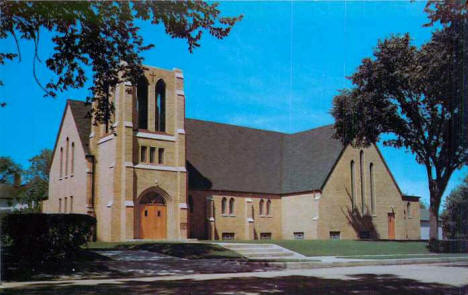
top-left (186, 119), bottom-right (344, 194)
top-left (68, 100), bottom-right (92, 154)
top-left (51, 100), bottom-right (92, 164)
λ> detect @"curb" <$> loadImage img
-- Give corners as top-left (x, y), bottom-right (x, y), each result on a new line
top-left (266, 256), bottom-right (468, 269)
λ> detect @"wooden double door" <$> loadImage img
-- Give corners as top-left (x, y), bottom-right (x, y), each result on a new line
top-left (140, 204), bottom-right (167, 239)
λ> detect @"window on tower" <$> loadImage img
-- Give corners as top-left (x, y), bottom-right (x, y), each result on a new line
top-left (155, 79), bottom-right (166, 132)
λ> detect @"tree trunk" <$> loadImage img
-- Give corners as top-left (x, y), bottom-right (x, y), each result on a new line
top-left (429, 185), bottom-right (442, 241)
top-left (429, 202), bottom-right (439, 240)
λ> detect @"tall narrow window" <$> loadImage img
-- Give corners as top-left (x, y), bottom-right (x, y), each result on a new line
top-left (369, 163), bottom-right (375, 215)
top-left (351, 160), bottom-right (356, 210)
top-left (360, 150), bottom-right (365, 214)
top-left (64, 197), bottom-right (68, 213)
top-left (188, 195), bottom-right (194, 213)
top-left (65, 137), bottom-right (69, 176)
top-left (60, 147), bottom-right (63, 178)
top-left (407, 202), bottom-right (411, 218)
top-left (259, 199), bottom-right (264, 215)
top-left (140, 146), bottom-right (147, 163)
top-left (59, 198), bottom-right (62, 213)
top-left (137, 76), bottom-right (148, 130)
top-left (266, 199), bottom-right (271, 216)
top-left (229, 198), bottom-right (235, 215)
top-left (221, 197), bottom-right (227, 215)
top-left (158, 148), bottom-right (164, 164)
top-left (155, 79), bottom-right (166, 132)
top-left (149, 147), bottom-right (156, 163)
top-left (71, 142), bottom-right (75, 175)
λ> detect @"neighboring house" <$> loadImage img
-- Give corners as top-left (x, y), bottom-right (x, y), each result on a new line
top-left (43, 65), bottom-right (421, 242)
top-left (420, 209), bottom-right (443, 240)
top-left (0, 183), bottom-right (28, 212)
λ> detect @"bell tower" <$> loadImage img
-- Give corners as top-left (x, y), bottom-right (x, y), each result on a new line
top-left (90, 65), bottom-right (187, 241)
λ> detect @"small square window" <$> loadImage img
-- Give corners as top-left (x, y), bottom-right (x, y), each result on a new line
top-left (260, 233), bottom-right (272, 240)
top-left (158, 148), bottom-right (165, 164)
top-left (293, 232), bottom-right (304, 240)
top-left (140, 146), bottom-right (147, 163)
top-left (330, 231), bottom-right (341, 240)
top-left (149, 147), bottom-right (156, 163)
top-left (222, 232), bottom-right (235, 240)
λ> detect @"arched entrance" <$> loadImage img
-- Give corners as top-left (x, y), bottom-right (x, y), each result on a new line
top-left (138, 191), bottom-right (167, 239)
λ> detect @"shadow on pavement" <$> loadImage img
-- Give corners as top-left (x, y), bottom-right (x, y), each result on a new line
top-left (5, 274), bottom-right (468, 295)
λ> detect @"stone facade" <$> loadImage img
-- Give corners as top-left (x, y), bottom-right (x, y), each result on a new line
top-left (44, 64), bottom-right (420, 242)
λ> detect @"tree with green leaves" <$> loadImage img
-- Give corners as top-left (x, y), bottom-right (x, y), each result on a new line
top-left (331, 2), bottom-right (467, 240)
top-left (17, 149), bottom-right (52, 212)
top-left (0, 1), bottom-right (242, 122)
top-left (441, 175), bottom-right (468, 239)
top-left (0, 157), bottom-right (22, 184)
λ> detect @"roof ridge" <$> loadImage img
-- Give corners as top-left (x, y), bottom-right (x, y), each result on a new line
top-left (186, 117), bottom-right (334, 135)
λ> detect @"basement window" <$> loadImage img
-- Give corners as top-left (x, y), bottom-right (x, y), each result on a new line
top-left (359, 231), bottom-right (370, 239)
top-left (293, 232), bottom-right (304, 240)
top-left (330, 231), bottom-right (341, 240)
top-left (222, 232), bottom-right (235, 240)
top-left (260, 233), bottom-right (272, 240)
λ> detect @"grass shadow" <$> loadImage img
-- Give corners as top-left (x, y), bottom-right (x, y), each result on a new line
top-left (4, 273), bottom-right (468, 294)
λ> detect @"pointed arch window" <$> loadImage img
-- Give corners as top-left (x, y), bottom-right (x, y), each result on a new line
top-left (351, 160), bottom-right (356, 210)
top-left (266, 199), bottom-right (271, 216)
top-left (155, 79), bottom-right (166, 132)
top-left (360, 150), bottom-right (365, 213)
top-left (221, 197), bottom-right (227, 215)
top-left (60, 147), bottom-right (63, 178)
top-left (65, 137), bottom-right (69, 176)
top-left (71, 142), bottom-right (75, 175)
top-left (259, 199), bottom-right (264, 216)
top-left (137, 76), bottom-right (148, 130)
top-left (369, 163), bottom-right (375, 215)
top-left (229, 198), bottom-right (235, 215)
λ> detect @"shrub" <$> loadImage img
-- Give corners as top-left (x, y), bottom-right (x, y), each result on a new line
top-left (428, 238), bottom-right (468, 253)
top-left (1, 213), bottom-right (96, 265)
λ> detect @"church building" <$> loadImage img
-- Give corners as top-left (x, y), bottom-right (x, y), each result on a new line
top-left (43, 65), bottom-right (421, 241)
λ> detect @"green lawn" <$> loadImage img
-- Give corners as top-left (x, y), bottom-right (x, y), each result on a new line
top-left (337, 253), bottom-right (468, 259)
top-left (219, 240), bottom-right (432, 256)
top-left (86, 241), bottom-right (243, 259)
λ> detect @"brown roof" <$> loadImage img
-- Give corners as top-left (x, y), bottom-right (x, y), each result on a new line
top-left (186, 119), bottom-right (344, 194)
top-left (68, 100), bottom-right (92, 154)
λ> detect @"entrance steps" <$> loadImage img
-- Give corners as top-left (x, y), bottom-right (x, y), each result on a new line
top-left (215, 243), bottom-right (306, 260)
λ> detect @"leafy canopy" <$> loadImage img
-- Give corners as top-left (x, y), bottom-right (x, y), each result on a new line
top-left (441, 175), bottom-right (468, 239)
top-left (0, 1), bottom-right (242, 122)
top-left (332, 25), bottom-right (467, 185)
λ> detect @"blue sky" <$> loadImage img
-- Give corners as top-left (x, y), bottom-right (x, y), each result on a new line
top-left (0, 1), bottom-right (466, 207)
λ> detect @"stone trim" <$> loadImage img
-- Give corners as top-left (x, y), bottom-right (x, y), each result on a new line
top-left (176, 90), bottom-right (185, 96)
top-left (132, 163), bottom-right (187, 172)
top-left (179, 203), bottom-right (188, 209)
top-left (124, 121), bottom-right (133, 128)
top-left (112, 122), bottom-right (119, 128)
top-left (136, 131), bottom-right (175, 142)
top-left (175, 72), bottom-right (184, 79)
top-left (125, 201), bottom-right (134, 207)
top-left (247, 217), bottom-right (254, 223)
top-left (106, 201), bottom-right (113, 208)
top-left (98, 134), bottom-right (114, 144)
top-left (89, 132), bottom-right (95, 138)
top-left (176, 128), bottom-right (185, 134)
